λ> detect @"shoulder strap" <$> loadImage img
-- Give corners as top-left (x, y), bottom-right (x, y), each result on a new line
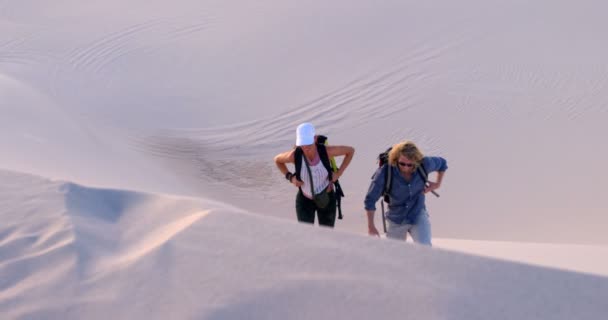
top-left (294, 147), bottom-right (303, 181)
top-left (295, 135), bottom-right (333, 181)
top-left (295, 144), bottom-right (333, 182)
top-left (316, 135), bottom-right (327, 144)
top-left (382, 164), bottom-right (392, 203)
top-left (380, 147), bottom-right (393, 203)
top-left (417, 161), bottom-right (440, 197)
top-left (317, 135), bottom-right (343, 218)
top-left (316, 143), bottom-right (334, 181)
top-left (418, 161), bottom-right (429, 183)
top-left (302, 155), bottom-right (316, 196)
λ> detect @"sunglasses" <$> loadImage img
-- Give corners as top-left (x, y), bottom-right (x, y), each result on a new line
top-left (398, 162), bottom-right (415, 168)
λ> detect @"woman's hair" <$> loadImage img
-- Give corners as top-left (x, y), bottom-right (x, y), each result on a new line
top-left (388, 141), bottom-right (424, 166)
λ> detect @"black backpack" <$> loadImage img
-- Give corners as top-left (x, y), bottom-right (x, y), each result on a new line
top-left (377, 147), bottom-right (433, 204)
top-left (294, 135), bottom-right (345, 219)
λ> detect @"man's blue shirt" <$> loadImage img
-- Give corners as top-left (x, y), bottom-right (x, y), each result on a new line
top-left (364, 156), bottom-right (448, 224)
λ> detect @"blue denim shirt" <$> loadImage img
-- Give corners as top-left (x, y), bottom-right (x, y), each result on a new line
top-left (364, 156), bottom-right (448, 224)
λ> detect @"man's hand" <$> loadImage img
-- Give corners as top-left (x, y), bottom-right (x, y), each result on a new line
top-left (424, 181), bottom-right (440, 194)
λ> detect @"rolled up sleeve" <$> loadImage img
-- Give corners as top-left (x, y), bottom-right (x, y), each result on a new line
top-left (364, 166), bottom-right (386, 211)
top-left (424, 156), bottom-right (448, 172)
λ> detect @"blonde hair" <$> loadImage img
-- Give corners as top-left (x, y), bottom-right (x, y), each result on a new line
top-left (388, 141), bottom-right (424, 167)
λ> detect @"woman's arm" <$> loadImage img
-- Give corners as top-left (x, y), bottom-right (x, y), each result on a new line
top-left (326, 145), bottom-right (355, 181)
top-left (273, 149), bottom-right (295, 178)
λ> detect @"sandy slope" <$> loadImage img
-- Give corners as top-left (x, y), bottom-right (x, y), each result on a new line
top-left (3, 0), bottom-right (607, 244)
top-left (1, 169), bottom-right (607, 319)
top-left (2, 1), bottom-right (608, 317)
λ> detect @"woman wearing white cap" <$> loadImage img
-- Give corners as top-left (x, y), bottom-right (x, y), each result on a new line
top-left (274, 123), bottom-right (355, 227)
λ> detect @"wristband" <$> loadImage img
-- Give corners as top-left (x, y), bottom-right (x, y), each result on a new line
top-left (285, 172), bottom-right (293, 181)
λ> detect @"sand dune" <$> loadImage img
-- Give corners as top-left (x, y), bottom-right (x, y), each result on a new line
top-left (1, 169), bottom-right (607, 319)
top-left (2, 0), bottom-right (608, 318)
top-left (2, 0), bottom-right (607, 243)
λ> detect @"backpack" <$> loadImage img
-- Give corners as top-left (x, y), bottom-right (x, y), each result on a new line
top-left (377, 147), bottom-right (433, 204)
top-left (294, 135), bottom-right (345, 219)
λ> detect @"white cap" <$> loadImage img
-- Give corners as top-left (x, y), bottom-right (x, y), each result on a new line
top-left (296, 122), bottom-right (315, 146)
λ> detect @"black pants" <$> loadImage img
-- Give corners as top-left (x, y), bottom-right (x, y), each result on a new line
top-left (295, 189), bottom-right (336, 227)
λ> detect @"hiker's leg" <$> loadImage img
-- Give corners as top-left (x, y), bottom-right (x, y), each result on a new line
top-left (386, 219), bottom-right (410, 241)
top-left (317, 191), bottom-right (336, 228)
top-left (410, 210), bottom-right (432, 246)
top-left (295, 190), bottom-right (316, 224)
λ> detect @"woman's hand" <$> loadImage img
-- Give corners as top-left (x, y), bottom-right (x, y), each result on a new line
top-left (331, 171), bottom-right (341, 182)
top-left (290, 176), bottom-right (303, 187)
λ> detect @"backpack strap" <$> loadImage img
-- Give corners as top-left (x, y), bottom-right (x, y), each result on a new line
top-left (316, 143), bottom-right (334, 182)
top-left (382, 164), bottom-right (392, 204)
top-left (418, 162), bottom-right (429, 184)
top-left (380, 147), bottom-right (393, 204)
top-left (294, 147), bottom-right (303, 182)
top-left (316, 135), bottom-right (328, 145)
top-left (383, 161), bottom-right (434, 203)
top-left (301, 154), bottom-right (316, 197)
top-left (294, 143), bottom-right (333, 182)
top-left (317, 135), bottom-right (344, 219)
top-left (417, 160), bottom-right (440, 198)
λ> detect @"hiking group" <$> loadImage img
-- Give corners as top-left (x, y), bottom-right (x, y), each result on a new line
top-left (274, 122), bottom-right (448, 246)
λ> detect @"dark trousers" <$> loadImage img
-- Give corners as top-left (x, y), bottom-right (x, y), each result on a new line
top-left (295, 189), bottom-right (336, 227)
